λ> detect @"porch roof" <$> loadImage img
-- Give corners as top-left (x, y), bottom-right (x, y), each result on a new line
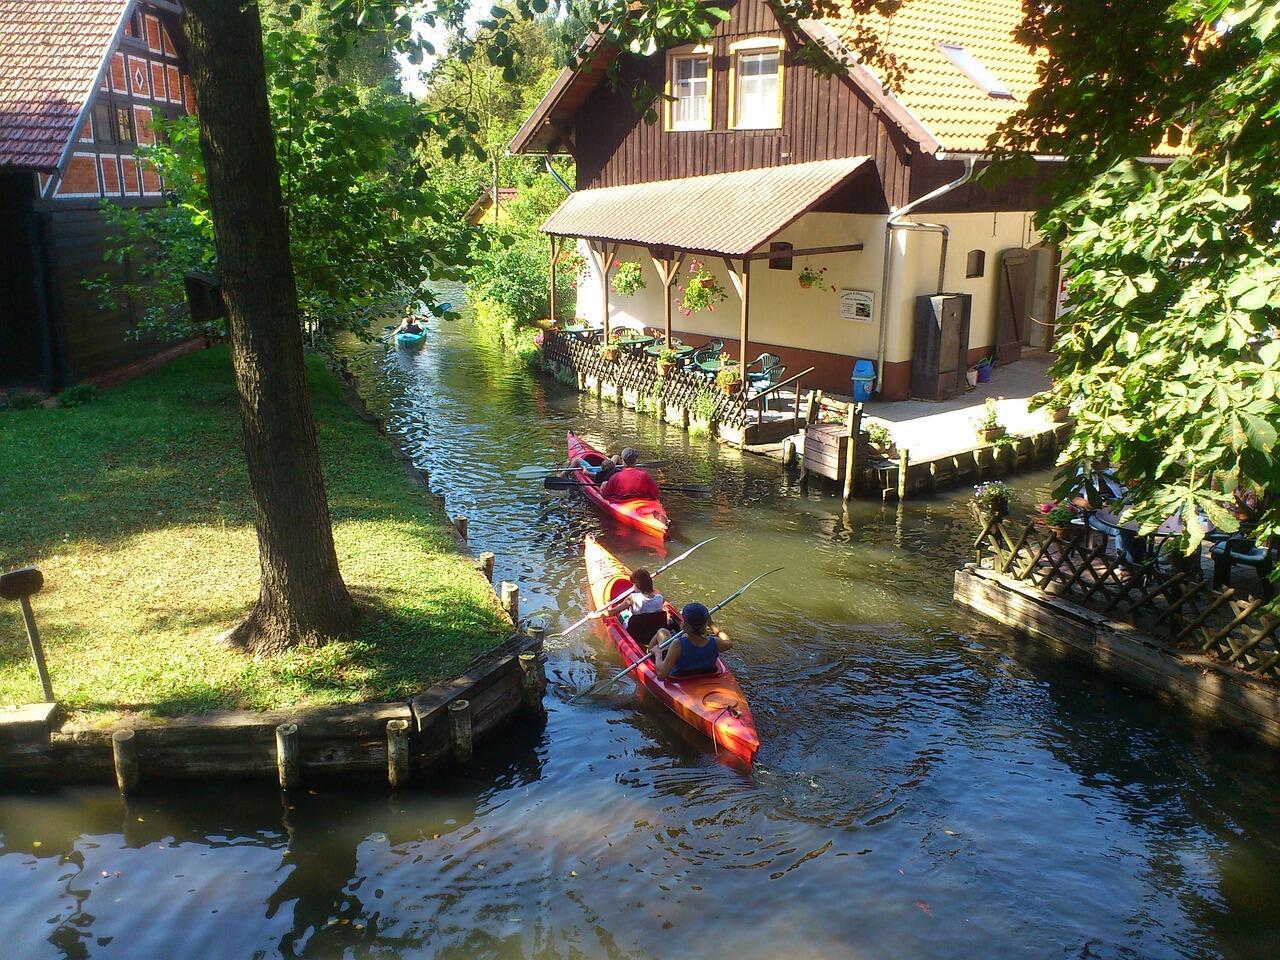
top-left (540, 156), bottom-right (872, 258)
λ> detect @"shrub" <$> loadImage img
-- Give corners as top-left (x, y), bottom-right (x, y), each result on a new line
top-left (2, 391), bottom-right (43, 411)
top-left (691, 388), bottom-right (718, 424)
top-left (58, 384), bottom-right (99, 407)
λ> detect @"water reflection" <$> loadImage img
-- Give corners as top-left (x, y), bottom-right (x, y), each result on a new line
top-left (2, 302), bottom-right (1279, 959)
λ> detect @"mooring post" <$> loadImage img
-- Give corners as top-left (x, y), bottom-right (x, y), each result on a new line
top-left (448, 699), bottom-right (473, 763)
top-left (0, 567), bottom-right (54, 702)
top-left (454, 516), bottom-right (469, 540)
top-left (275, 722), bottom-right (301, 790)
top-left (518, 651), bottom-right (545, 711)
top-left (386, 718), bottom-right (410, 788)
top-left (480, 552), bottom-right (495, 582)
top-left (500, 581), bottom-right (519, 625)
top-left (112, 728), bottom-right (138, 795)
top-left (897, 448), bottom-right (911, 501)
top-left (842, 403), bottom-right (862, 503)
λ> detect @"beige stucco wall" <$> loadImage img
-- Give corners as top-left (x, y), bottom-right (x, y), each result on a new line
top-left (574, 208), bottom-right (1038, 368)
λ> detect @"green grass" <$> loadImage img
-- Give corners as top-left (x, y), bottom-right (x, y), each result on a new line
top-left (0, 347), bottom-right (508, 723)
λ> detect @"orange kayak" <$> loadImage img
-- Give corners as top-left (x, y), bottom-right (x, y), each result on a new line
top-left (584, 535), bottom-right (759, 764)
top-left (567, 431), bottom-right (669, 540)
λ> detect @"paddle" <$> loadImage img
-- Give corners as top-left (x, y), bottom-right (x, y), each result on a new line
top-left (548, 536), bottom-right (717, 640)
top-left (543, 477), bottom-right (713, 496)
top-left (569, 566), bottom-right (784, 702)
top-left (512, 460), bottom-right (670, 480)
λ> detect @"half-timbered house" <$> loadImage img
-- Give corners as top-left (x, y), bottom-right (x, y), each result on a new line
top-left (0, 0), bottom-right (194, 392)
top-left (510, 0), bottom-right (1069, 400)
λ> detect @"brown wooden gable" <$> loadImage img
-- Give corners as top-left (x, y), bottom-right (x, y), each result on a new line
top-left (563, 0), bottom-right (913, 209)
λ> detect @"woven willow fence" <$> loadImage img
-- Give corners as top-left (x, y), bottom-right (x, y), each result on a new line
top-left (541, 330), bottom-right (747, 429)
top-left (974, 515), bottom-right (1280, 682)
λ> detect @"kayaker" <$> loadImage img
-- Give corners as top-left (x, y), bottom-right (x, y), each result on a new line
top-left (394, 313), bottom-right (423, 336)
top-left (587, 568), bottom-right (669, 643)
top-left (569, 452), bottom-right (620, 484)
top-left (648, 602), bottom-right (732, 679)
top-left (600, 448), bottom-right (660, 502)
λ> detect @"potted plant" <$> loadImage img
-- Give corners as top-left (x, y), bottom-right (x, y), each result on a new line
top-left (973, 480), bottom-right (1011, 518)
top-left (865, 421), bottom-right (897, 459)
top-left (973, 398), bottom-right (1006, 442)
top-left (1046, 394), bottom-right (1071, 423)
top-left (1036, 500), bottom-right (1079, 538)
top-left (655, 345), bottom-right (679, 376)
top-left (611, 260), bottom-right (647, 297)
top-left (715, 360), bottom-right (743, 396)
top-left (798, 265), bottom-right (835, 291)
top-left (598, 336), bottom-right (620, 362)
top-left (975, 356), bottom-right (994, 383)
top-left (677, 260), bottom-right (728, 316)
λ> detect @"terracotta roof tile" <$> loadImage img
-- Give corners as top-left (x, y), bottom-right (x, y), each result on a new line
top-left (0, 0), bottom-right (130, 171)
top-left (830, 0), bottom-right (1040, 153)
top-left (540, 156), bottom-right (872, 255)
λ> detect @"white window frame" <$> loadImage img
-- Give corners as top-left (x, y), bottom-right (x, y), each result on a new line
top-left (938, 43), bottom-right (1014, 99)
top-left (729, 38), bottom-right (784, 130)
top-left (667, 48), bottom-right (713, 131)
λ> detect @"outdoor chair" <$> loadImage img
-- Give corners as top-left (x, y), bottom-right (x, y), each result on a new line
top-left (748, 363), bottom-right (786, 411)
top-left (690, 346), bottom-right (720, 382)
top-left (1211, 538), bottom-right (1277, 599)
top-left (705, 338), bottom-right (725, 355)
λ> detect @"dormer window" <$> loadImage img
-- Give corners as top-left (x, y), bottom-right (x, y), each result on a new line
top-left (730, 38), bottom-right (784, 129)
top-left (939, 43), bottom-right (1014, 99)
top-left (668, 52), bottom-right (712, 131)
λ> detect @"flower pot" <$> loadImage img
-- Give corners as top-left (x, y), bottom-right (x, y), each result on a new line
top-left (979, 426), bottom-right (1006, 442)
top-left (976, 363), bottom-right (993, 384)
top-left (799, 277), bottom-right (814, 289)
top-left (656, 360), bottom-right (673, 377)
top-left (1052, 407), bottom-right (1069, 423)
top-left (720, 382), bottom-right (742, 396)
top-left (1046, 523), bottom-right (1073, 540)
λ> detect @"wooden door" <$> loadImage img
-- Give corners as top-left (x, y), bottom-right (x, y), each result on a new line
top-left (995, 249), bottom-right (1033, 366)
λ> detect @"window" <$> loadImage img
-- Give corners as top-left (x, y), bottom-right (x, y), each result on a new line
top-left (114, 105), bottom-right (135, 144)
top-left (939, 43), bottom-right (1014, 99)
top-left (966, 249), bottom-right (986, 278)
top-left (93, 102), bottom-right (115, 143)
top-left (669, 54), bottom-right (711, 130)
top-left (733, 49), bottom-right (781, 128)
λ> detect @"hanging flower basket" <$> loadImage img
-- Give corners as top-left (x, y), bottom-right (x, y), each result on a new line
top-left (610, 260), bottom-right (647, 297)
top-left (677, 260), bottom-right (728, 316)
top-left (798, 265), bottom-right (835, 291)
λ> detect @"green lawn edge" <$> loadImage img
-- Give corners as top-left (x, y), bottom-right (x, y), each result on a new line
top-left (0, 346), bottom-right (508, 723)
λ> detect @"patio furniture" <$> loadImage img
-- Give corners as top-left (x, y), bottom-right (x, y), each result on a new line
top-left (748, 362), bottom-right (786, 411)
top-left (705, 338), bottom-right (725, 355)
top-left (562, 324), bottom-right (602, 343)
top-left (614, 332), bottom-right (655, 354)
top-left (746, 353), bottom-right (782, 387)
top-left (1211, 538), bottom-right (1277, 599)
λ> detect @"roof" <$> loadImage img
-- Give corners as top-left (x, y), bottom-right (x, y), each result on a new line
top-left (826, 0), bottom-right (1040, 154)
top-left (464, 186), bottom-right (519, 224)
top-left (540, 156), bottom-right (872, 256)
top-left (0, 0), bottom-right (130, 171)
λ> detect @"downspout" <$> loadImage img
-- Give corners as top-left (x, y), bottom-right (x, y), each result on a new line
top-left (874, 156), bottom-right (975, 392)
top-left (545, 155), bottom-right (573, 194)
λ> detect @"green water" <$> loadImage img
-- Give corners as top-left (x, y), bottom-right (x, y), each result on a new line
top-left (1, 307), bottom-right (1277, 959)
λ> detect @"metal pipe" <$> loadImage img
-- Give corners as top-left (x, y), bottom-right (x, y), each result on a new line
top-left (874, 157), bottom-right (975, 392)
top-left (544, 156), bottom-right (573, 194)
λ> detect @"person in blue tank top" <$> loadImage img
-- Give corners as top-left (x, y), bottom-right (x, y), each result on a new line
top-left (648, 602), bottom-right (733, 679)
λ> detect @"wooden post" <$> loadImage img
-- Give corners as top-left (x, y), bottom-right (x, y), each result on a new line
top-left (843, 403), bottom-right (862, 502)
top-left (549, 235), bottom-right (558, 324)
top-left (386, 717), bottom-right (410, 788)
top-left (500, 581), bottom-right (519, 625)
top-left (724, 257), bottom-right (751, 371)
top-left (652, 252), bottom-right (685, 344)
top-left (448, 699), bottom-right (473, 763)
top-left (112, 728), bottom-right (138, 795)
top-left (1, 568), bottom-right (54, 702)
top-left (275, 722), bottom-right (300, 790)
top-left (453, 516), bottom-right (468, 540)
top-left (804, 389), bottom-right (822, 424)
top-left (897, 448), bottom-right (911, 501)
top-left (518, 651), bottom-right (544, 710)
top-left (480, 552), bottom-right (495, 582)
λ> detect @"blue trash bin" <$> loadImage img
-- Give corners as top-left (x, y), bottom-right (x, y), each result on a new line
top-left (851, 359), bottom-right (876, 402)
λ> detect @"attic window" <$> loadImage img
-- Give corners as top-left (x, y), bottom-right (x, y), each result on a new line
top-left (939, 43), bottom-right (1014, 99)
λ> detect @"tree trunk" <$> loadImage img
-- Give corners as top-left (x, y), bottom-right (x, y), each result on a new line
top-left (182, 0), bottom-right (352, 653)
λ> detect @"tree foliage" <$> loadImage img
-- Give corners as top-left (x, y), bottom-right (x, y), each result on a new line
top-left (1002, 1), bottom-right (1279, 554)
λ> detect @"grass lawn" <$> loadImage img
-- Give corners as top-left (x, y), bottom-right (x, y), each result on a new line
top-left (0, 346), bottom-right (508, 723)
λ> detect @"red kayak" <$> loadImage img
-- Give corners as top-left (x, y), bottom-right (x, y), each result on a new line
top-left (567, 431), bottom-right (669, 539)
top-left (584, 536), bottom-right (759, 764)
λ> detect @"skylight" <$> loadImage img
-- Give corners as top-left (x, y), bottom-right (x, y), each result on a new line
top-left (939, 43), bottom-right (1014, 99)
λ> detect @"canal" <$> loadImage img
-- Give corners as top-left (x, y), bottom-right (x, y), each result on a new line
top-left (2, 308), bottom-right (1279, 959)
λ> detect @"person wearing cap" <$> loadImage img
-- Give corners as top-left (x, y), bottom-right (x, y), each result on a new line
top-left (648, 602), bottom-right (732, 679)
top-left (600, 447), bottom-right (660, 502)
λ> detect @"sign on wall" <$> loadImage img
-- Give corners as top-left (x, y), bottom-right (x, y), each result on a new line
top-left (840, 289), bottom-right (875, 322)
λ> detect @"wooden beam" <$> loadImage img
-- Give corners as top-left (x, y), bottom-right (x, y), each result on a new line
top-left (651, 251), bottom-right (685, 343)
top-left (738, 259), bottom-right (750, 370)
top-left (548, 235), bottom-right (558, 324)
top-left (742, 242), bottom-right (864, 262)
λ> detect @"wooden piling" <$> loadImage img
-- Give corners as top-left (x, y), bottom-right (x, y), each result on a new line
top-left (842, 403), bottom-right (862, 502)
top-left (386, 718), bottom-right (410, 788)
top-left (111, 728), bottom-right (138, 795)
top-left (781, 436), bottom-right (798, 467)
top-left (448, 699), bottom-right (473, 763)
top-left (500, 581), bottom-right (519, 625)
top-left (454, 516), bottom-right (469, 540)
top-left (897, 448), bottom-right (911, 501)
top-left (275, 722), bottom-right (300, 790)
top-left (479, 552), bottom-right (495, 582)
top-left (518, 651), bottom-right (544, 710)
top-left (18, 596), bottom-right (54, 702)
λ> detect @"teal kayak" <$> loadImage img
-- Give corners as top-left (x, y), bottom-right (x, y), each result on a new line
top-left (394, 328), bottom-right (427, 348)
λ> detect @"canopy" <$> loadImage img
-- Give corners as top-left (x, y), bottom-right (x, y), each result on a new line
top-left (540, 156), bottom-right (873, 258)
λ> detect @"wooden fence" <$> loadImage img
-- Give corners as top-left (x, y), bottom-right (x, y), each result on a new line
top-left (974, 515), bottom-right (1280, 682)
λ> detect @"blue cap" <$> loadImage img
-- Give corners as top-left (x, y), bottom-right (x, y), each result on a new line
top-left (681, 602), bottom-right (709, 629)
